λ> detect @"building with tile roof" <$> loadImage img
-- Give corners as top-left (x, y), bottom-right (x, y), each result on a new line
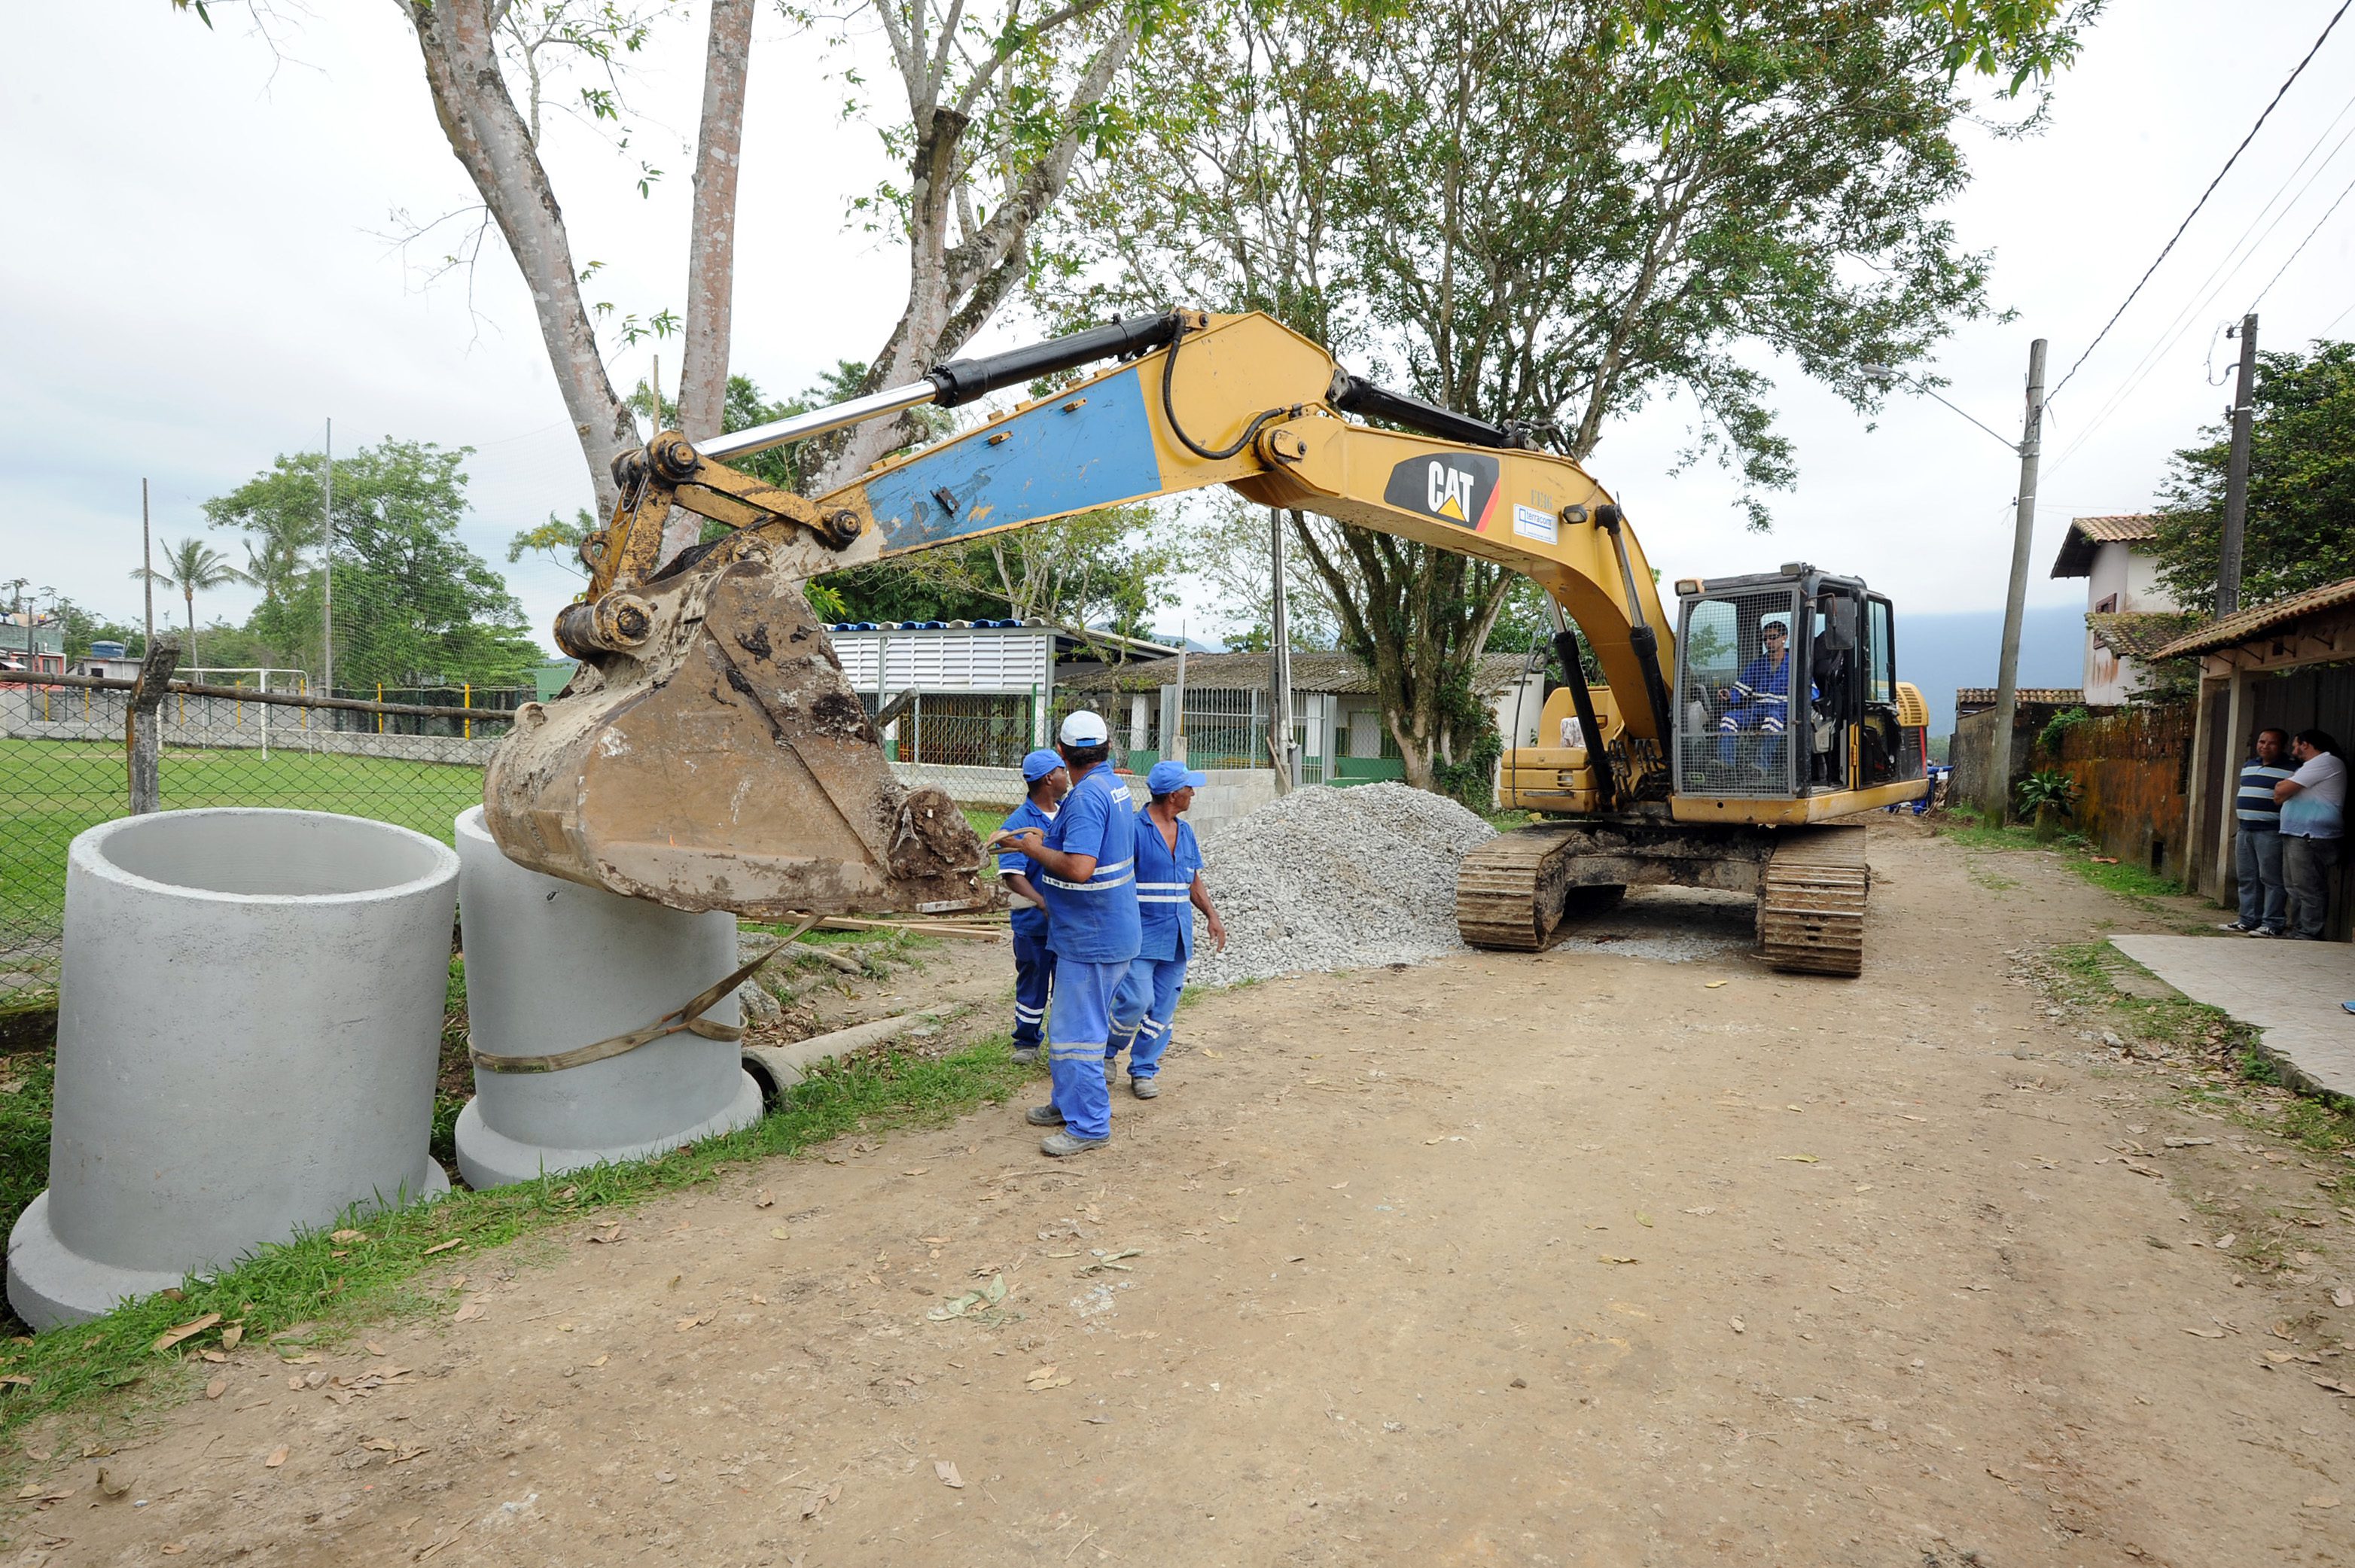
top-left (2049, 515), bottom-right (2184, 703)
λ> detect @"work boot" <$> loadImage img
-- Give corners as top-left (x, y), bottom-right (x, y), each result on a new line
top-left (1129, 1076), bottom-right (1159, 1100)
top-left (1040, 1131), bottom-right (1108, 1158)
top-left (1025, 1104), bottom-right (1065, 1127)
top-left (1010, 1046), bottom-right (1040, 1064)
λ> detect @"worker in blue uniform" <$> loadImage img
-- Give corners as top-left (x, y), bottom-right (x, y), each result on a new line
top-left (989, 711), bottom-right (1138, 1157)
top-left (1717, 618), bottom-right (1799, 771)
top-left (1106, 760), bottom-right (1226, 1099)
top-left (996, 748), bottom-right (1070, 1064)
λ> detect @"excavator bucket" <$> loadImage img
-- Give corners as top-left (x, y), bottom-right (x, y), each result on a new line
top-left (483, 556), bottom-right (997, 918)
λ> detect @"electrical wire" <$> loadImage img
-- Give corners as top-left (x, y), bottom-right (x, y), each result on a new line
top-left (2046, 99), bottom-right (2355, 473)
top-left (2046, 0), bottom-right (2352, 405)
top-left (2245, 164), bottom-right (2355, 312)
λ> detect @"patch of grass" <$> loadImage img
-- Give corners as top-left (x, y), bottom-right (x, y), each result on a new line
top-left (1937, 817), bottom-right (2183, 903)
top-left (0, 1026), bottom-right (56, 1275)
top-left (2040, 941), bottom-right (2355, 1156)
top-left (0, 1032), bottom-right (1031, 1463)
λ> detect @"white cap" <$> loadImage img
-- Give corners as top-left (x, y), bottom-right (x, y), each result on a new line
top-left (1058, 708), bottom-right (1110, 746)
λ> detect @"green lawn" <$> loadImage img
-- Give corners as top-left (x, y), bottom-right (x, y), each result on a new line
top-left (0, 740), bottom-right (486, 1001)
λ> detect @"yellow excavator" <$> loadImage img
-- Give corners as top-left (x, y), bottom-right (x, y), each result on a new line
top-left (486, 310), bottom-right (1930, 976)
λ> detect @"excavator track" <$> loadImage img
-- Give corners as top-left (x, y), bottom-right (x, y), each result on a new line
top-left (1756, 824), bottom-right (1869, 976)
top-left (1454, 824), bottom-right (1600, 951)
top-left (1456, 818), bottom-right (1869, 974)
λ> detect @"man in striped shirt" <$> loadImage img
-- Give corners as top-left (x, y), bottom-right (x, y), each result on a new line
top-left (2221, 728), bottom-right (2293, 936)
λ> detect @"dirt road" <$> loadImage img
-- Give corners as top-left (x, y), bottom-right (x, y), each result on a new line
top-left (11, 822), bottom-right (2355, 1566)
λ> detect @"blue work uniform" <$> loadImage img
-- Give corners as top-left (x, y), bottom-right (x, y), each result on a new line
top-left (996, 797), bottom-right (1059, 1047)
top-left (1108, 810), bottom-right (1204, 1081)
top-left (1036, 763), bottom-right (1140, 1140)
top-left (1720, 649), bottom-right (1796, 734)
top-left (1717, 647), bottom-right (1805, 772)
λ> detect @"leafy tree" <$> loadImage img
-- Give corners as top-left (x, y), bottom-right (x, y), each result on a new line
top-left (131, 537), bottom-right (251, 674)
top-left (209, 439), bottom-right (541, 688)
top-left (2152, 339), bottom-right (2355, 611)
top-left (1048, 0), bottom-right (2090, 791)
top-left (51, 598), bottom-right (148, 662)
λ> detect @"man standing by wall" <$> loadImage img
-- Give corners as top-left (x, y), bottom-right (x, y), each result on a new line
top-left (992, 711), bottom-right (1138, 1156)
top-left (997, 748), bottom-right (1071, 1063)
top-left (2276, 729), bottom-right (2347, 942)
top-left (1105, 760), bottom-right (1227, 1100)
top-left (2221, 727), bottom-right (2293, 936)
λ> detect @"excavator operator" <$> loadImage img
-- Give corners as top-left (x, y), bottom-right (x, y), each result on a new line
top-left (1717, 618), bottom-right (1797, 766)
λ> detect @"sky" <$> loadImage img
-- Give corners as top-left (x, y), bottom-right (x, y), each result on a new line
top-left (4, 1), bottom-right (2352, 662)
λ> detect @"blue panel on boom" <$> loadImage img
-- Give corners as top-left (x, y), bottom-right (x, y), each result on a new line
top-left (861, 367), bottom-right (1165, 553)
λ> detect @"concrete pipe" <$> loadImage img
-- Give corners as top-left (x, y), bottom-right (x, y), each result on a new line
top-left (7, 809), bottom-right (459, 1330)
top-left (741, 1013), bottom-right (923, 1102)
top-left (450, 808), bottom-right (761, 1189)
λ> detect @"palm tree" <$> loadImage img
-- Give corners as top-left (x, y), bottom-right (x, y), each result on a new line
top-left (132, 538), bottom-right (251, 674)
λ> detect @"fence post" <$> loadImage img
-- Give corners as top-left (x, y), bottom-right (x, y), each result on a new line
top-left (126, 638), bottom-right (182, 814)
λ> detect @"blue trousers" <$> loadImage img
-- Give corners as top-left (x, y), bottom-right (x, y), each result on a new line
top-left (1010, 917), bottom-right (1054, 1047)
top-left (2235, 827), bottom-right (2287, 933)
top-left (1046, 956), bottom-right (1127, 1140)
top-left (1107, 955), bottom-right (1188, 1079)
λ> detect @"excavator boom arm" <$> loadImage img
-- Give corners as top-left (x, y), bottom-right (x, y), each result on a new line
top-left (490, 310), bottom-right (1677, 916)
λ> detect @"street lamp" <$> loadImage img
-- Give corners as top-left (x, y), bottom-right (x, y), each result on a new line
top-left (1864, 346), bottom-right (2049, 821)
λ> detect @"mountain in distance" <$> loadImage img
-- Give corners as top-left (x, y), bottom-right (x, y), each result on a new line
top-left (1899, 603), bottom-right (2085, 738)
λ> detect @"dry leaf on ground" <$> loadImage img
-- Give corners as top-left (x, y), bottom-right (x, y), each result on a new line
top-left (422, 1238), bottom-right (462, 1256)
top-left (204, 1377), bottom-right (227, 1400)
top-left (934, 1460), bottom-right (964, 1488)
top-left (153, 1312), bottom-right (221, 1353)
top-left (264, 1445), bottom-right (289, 1468)
top-left (802, 1480), bottom-right (842, 1518)
top-left (452, 1302), bottom-right (486, 1323)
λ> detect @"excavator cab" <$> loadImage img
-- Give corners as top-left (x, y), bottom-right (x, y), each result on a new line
top-left (1669, 565), bottom-right (1927, 805)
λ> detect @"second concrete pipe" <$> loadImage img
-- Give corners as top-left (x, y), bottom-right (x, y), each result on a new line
top-left (452, 807), bottom-right (762, 1187)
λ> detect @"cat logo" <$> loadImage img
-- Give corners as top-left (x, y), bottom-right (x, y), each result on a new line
top-left (1383, 451), bottom-right (1500, 529)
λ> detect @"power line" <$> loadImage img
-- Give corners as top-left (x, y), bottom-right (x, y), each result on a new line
top-left (2046, 99), bottom-right (2355, 473)
top-left (2247, 165), bottom-right (2355, 312)
top-left (2046, 0), bottom-right (2351, 404)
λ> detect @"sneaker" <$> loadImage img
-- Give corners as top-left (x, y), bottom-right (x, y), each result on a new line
top-left (1129, 1076), bottom-right (1159, 1100)
top-left (2248, 927), bottom-right (2278, 938)
top-left (2219, 921), bottom-right (2256, 933)
top-left (1040, 1131), bottom-right (1108, 1158)
top-left (1024, 1104), bottom-right (1065, 1127)
top-left (1010, 1046), bottom-right (1040, 1065)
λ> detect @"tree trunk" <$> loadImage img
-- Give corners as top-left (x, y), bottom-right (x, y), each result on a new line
top-left (405, 1), bottom-right (635, 520)
top-left (671, 0), bottom-right (757, 561)
top-left (808, 19), bottom-right (1138, 494)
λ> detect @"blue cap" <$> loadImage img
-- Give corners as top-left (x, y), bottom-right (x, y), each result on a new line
top-left (1147, 760), bottom-right (1208, 796)
top-left (1021, 747), bottom-right (1066, 784)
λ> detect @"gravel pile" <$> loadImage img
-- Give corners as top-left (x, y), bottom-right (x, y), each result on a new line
top-left (1190, 782), bottom-right (1496, 988)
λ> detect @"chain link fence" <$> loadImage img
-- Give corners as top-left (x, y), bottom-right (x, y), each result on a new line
top-left (2, 671), bottom-right (512, 1009)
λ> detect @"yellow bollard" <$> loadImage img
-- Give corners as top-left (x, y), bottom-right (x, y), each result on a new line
top-left (463, 682), bottom-right (471, 740)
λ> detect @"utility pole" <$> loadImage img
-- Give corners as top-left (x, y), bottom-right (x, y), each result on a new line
top-left (1986, 337), bottom-right (2047, 821)
top-left (141, 478), bottom-right (154, 647)
top-left (1267, 508), bottom-right (1297, 793)
top-left (2216, 313), bottom-right (2259, 619)
top-left (321, 418), bottom-right (335, 698)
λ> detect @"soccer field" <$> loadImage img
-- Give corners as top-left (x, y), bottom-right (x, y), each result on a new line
top-left (0, 739), bottom-right (486, 1001)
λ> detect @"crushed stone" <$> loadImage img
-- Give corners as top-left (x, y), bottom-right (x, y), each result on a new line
top-left (1190, 782), bottom-right (1495, 987)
